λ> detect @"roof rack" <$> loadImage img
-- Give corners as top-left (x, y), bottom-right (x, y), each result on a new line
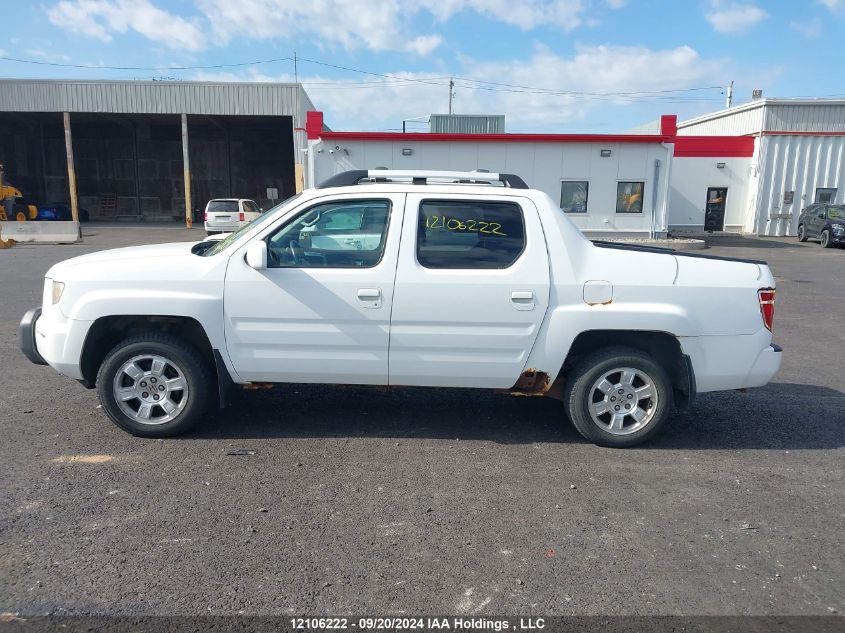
top-left (316, 169), bottom-right (529, 190)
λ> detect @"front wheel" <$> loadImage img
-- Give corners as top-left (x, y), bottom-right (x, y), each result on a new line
top-left (797, 225), bottom-right (808, 242)
top-left (564, 347), bottom-right (673, 447)
top-left (96, 334), bottom-right (213, 437)
top-left (820, 229), bottom-right (832, 248)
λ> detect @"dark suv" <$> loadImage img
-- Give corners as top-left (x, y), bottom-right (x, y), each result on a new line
top-left (797, 204), bottom-right (845, 248)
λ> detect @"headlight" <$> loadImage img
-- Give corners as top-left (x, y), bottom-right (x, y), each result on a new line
top-left (833, 225), bottom-right (845, 235)
top-left (51, 280), bottom-right (65, 304)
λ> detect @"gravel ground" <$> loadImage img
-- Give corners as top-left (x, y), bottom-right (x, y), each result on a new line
top-left (0, 227), bottom-right (843, 617)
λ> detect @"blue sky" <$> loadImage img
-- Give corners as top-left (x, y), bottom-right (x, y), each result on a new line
top-left (2, 0), bottom-right (844, 132)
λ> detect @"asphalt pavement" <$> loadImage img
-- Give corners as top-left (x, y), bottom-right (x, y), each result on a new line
top-left (1, 226), bottom-right (843, 617)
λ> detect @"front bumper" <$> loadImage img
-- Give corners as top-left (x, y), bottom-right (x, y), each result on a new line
top-left (19, 307), bottom-right (47, 365)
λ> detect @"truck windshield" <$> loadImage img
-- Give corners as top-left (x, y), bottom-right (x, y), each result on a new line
top-left (200, 194), bottom-right (302, 257)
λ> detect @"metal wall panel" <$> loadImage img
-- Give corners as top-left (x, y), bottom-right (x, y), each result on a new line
top-left (754, 134), bottom-right (845, 236)
top-left (678, 105), bottom-right (765, 136)
top-left (429, 114), bottom-right (506, 134)
top-left (765, 104), bottom-right (845, 133)
top-left (0, 79), bottom-right (314, 123)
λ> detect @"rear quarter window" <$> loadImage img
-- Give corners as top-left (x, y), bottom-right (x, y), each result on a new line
top-left (416, 200), bottom-right (526, 269)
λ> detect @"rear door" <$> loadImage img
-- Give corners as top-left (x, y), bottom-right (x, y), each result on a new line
top-left (207, 200), bottom-right (239, 229)
top-left (388, 193), bottom-right (550, 388)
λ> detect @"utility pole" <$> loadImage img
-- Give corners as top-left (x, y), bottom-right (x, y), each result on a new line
top-left (726, 80), bottom-right (734, 109)
top-left (448, 77), bottom-right (454, 115)
top-left (294, 51), bottom-right (298, 84)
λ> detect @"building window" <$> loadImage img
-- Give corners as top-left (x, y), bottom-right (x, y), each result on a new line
top-left (816, 188), bottom-right (837, 204)
top-left (560, 181), bottom-right (589, 213)
top-left (616, 182), bottom-right (645, 214)
top-left (267, 199), bottom-right (391, 268)
top-left (417, 200), bottom-right (525, 269)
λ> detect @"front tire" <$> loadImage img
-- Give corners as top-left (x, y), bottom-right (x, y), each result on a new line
top-left (96, 334), bottom-right (213, 437)
top-left (820, 229), bottom-right (832, 248)
top-left (564, 347), bottom-right (674, 447)
top-left (797, 225), bottom-right (808, 242)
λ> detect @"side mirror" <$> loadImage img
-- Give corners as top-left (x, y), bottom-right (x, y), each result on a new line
top-left (245, 241), bottom-right (267, 269)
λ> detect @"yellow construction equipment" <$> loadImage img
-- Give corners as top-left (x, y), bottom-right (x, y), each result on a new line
top-left (0, 163), bottom-right (38, 221)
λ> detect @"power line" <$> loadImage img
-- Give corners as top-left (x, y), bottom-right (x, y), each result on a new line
top-left (0, 55), bottom-right (292, 71)
top-left (0, 52), bottom-right (726, 102)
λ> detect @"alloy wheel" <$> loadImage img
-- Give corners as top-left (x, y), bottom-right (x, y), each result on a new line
top-left (587, 367), bottom-right (658, 435)
top-left (112, 354), bottom-right (189, 425)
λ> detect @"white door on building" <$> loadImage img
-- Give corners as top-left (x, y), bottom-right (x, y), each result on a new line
top-left (388, 193), bottom-right (550, 389)
top-left (223, 193), bottom-right (405, 384)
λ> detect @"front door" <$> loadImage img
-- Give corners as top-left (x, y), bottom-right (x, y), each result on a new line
top-left (809, 206), bottom-right (828, 237)
top-left (388, 194), bottom-right (550, 389)
top-left (223, 193), bottom-right (405, 384)
top-left (704, 187), bottom-right (727, 232)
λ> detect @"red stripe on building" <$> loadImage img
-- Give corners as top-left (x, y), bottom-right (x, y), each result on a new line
top-left (758, 131), bottom-right (845, 137)
top-left (673, 136), bottom-right (755, 157)
top-left (318, 131), bottom-right (674, 144)
top-left (307, 111), bottom-right (755, 158)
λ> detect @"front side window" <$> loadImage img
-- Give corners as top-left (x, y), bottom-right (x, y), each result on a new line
top-left (267, 199), bottom-right (390, 268)
top-left (560, 181), bottom-right (589, 213)
top-left (616, 182), bottom-right (645, 214)
top-left (417, 200), bottom-right (525, 269)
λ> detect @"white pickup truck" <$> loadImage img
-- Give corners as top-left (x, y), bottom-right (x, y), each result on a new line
top-left (20, 170), bottom-right (781, 447)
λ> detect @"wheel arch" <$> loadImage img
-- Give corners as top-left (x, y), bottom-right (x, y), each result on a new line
top-left (548, 329), bottom-right (695, 409)
top-left (80, 315), bottom-right (218, 389)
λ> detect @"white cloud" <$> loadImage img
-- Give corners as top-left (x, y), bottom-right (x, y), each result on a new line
top-left (197, 0), bottom-right (444, 54)
top-left (417, 0), bottom-right (587, 31)
top-left (194, 43), bottom-right (728, 132)
top-left (817, 0), bottom-right (843, 11)
top-left (605, 0), bottom-right (627, 8)
top-left (47, 0), bottom-right (205, 51)
top-left (705, 1), bottom-right (768, 34)
top-left (791, 17), bottom-right (823, 38)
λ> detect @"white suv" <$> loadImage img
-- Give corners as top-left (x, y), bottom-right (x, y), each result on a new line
top-left (20, 170), bottom-right (782, 447)
top-left (203, 198), bottom-right (261, 234)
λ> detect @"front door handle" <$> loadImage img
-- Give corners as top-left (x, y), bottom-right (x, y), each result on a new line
top-left (510, 290), bottom-right (535, 311)
top-left (357, 288), bottom-right (382, 309)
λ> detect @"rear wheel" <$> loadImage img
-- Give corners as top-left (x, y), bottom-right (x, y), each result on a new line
top-left (96, 334), bottom-right (213, 437)
top-left (564, 347), bottom-right (673, 447)
top-left (797, 225), bottom-right (808, 242)
top-left (820, 229), bottom-right (832, 248)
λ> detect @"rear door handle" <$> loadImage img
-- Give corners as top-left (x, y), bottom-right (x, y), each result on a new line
top-left (510, 290), bottom-right (535, 311)
top-left (357, 288), bottom-right (382, 309)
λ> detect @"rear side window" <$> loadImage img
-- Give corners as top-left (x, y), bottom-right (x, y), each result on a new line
top-left (207, 200), bottom-right (238, 212)
top-left (417, 200), bottom-right (525, 269)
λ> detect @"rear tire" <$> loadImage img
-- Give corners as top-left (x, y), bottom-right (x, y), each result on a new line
top-left (564, 347), bottom-right (673, 448)
top-left (797, 225), bottom-right (808, 242)
top-left (820, 229), bottom-right (832, 248)
top-left (96, 334), bottom-right (213, 438)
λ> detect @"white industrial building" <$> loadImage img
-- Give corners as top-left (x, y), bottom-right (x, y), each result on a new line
top-left (305, 111), bottom-right (753, 238)
top-left (675, 99), bottom-right (845, 236)
top-left (307, 100), bottom-right (844, 238)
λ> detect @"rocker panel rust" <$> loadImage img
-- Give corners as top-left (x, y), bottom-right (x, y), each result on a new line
top-left (509, 368), bottom-right (552, 396)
